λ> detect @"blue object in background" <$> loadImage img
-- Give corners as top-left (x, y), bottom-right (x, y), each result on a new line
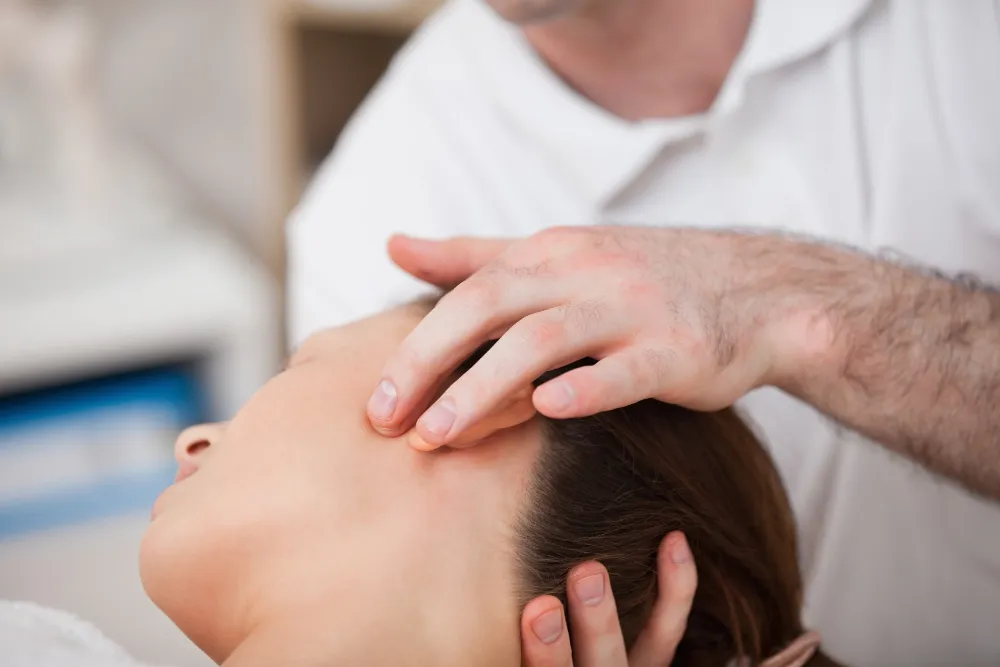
top-left (0, 365), bottom-right (205, 539)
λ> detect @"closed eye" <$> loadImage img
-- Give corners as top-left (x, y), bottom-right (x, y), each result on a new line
top-left (282, 345), bottom-right (316, 372)
top-left (281, 347), bottom-right (301, 373)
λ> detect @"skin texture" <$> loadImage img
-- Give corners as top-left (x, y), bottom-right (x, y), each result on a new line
top-left (141, 305), bottom-right (532, 667)
top-left (140, 303), bottom-right (698, 667)
top-left (484, 0), bottom-right (589, 23)
top-left (371, 228), bottom-right (1000, 501)
top-left (491, 0), bottom-right (754, 120)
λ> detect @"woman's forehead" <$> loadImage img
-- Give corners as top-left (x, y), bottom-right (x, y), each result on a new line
top-left (292, 303), bottom-right (428, 365)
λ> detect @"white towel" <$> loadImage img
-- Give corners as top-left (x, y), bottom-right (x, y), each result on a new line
top-left (0, 601), bottom-right (170, 667)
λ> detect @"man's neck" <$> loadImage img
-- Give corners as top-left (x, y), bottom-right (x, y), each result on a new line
top-left (523, 0), bottom-right (755, 120)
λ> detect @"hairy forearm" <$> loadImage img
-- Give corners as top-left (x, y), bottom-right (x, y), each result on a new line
top-left (771, 244), bottom-right (1000, 499)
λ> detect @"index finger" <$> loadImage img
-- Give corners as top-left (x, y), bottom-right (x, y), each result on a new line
top-left (366, 268), bottom-right (559, 437)
top-left (388, 235), bottom-right (513, 288)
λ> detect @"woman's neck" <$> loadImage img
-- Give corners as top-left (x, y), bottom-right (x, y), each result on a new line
top-left (220, 595), bottom-right (521, 667)
top-left (222, 618), bottom-right (434, 667)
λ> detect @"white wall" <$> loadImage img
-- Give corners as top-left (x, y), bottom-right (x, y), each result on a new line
top-left (93, 0), bottom-right (273, 252)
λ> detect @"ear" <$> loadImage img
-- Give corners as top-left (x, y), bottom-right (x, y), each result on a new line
top-left (408, 386), bottom-right (537, 451)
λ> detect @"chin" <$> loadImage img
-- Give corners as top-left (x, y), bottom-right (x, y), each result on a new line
top-left (485, 0), bottom-right (584, 24)
top-left (139, 513), bottom-right (233, 662)
top-left (139, 515), bottom-right (191, 624)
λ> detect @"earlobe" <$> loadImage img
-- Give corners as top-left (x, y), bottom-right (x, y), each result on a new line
top-left (408, 387), bottom-right (537, 451)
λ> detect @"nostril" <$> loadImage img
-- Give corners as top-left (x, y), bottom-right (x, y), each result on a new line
top-left (185, 439), bottom-right (210, 458)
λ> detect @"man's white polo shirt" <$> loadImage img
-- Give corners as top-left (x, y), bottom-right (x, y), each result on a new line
top-left (288, 1), bottom-right (1000, 664)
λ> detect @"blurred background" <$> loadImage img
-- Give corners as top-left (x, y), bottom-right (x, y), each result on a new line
top-left (0, 0), bottom-right (438, 663)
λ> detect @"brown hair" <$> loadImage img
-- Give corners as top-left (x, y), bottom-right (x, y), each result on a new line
top-left (460, 348), bottom-right (840, 666)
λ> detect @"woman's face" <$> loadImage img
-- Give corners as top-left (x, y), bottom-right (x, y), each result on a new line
top-left (140, 304), bottom-right (542, 664)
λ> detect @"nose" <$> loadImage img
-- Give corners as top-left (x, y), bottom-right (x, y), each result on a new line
top-left (173, 423), bottom-right (225, 477)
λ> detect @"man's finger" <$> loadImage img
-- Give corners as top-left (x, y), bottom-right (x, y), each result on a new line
top-left (628, 532), bottom-right (698, 667)
top-left (417, 303), bottom-right (618, 447)
top-left (565, 562), bottom-right (629, 667)
top-left (532, 347), bottom-right (674, 418)
top-left (521, 596), bottom-right (574, 667)
top-left (368, 272), bottom-right (561, 438)
top-left (388, 234), bottom-right (513, 288)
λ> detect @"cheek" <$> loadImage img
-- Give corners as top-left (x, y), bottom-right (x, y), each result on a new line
top-left (139, 443), bottom-right (384, 624)
top-left (139, 465), bottom-right (323, 653)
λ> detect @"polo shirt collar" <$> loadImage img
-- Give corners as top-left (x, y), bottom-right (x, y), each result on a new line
top-left (715, 0), bottom-right (874, 114)
top-left (461, 0), bottom-right (873, 208)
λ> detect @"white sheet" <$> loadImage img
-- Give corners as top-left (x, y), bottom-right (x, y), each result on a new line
top-left (0, 600), bottom-right (171, 667)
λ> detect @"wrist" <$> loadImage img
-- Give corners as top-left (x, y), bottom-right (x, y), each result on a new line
top-left (761, 304), bottom-right (844, 395)
top-left (726, 233), bottom-right (877, 396)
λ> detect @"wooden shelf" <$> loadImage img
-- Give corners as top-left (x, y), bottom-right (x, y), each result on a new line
top-left (284, 0), bottom-right (441, 32)
top-left (262, 0), bottom-right (440, 284)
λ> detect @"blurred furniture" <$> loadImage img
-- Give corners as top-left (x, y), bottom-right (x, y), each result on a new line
top-left (0, 145), bottom-right (277, 667)
top-left (0, 209), bottom-right (279, 534)
top-left (1, 0), bottom-right (279, 539)
top-left (264, 0), bottom-right (441, 276)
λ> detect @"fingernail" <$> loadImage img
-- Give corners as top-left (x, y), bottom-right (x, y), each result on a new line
top-left (574, 573), bottom-right (605, 606)
top-left (420, 398), bottom-right (457, 437)
top-left (548, 381), bottom-right (575, 413)
top-left (407, 430), bottom-right (436, 451)
top-left (367, 380), bottom-right (398, 421)
top-left (670, 535), bottom-right (692, 564)
top-left (531, 609), bottom-right (564, 644)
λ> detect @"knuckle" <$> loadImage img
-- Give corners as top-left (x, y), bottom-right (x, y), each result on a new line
top-left (519, 315), bottom-right (566, 352)
top-left (648, 610), bottom-right (688, 646)
top-left (451, 276), bottom-right (502, 313)
top-left (621, 276), bottom-right (660, 302)
top-left (676, 573), bottom-right (698, 601)
top-left (559, 300), bottom-right (604, 337)
top-left (627, 348), bottom-right (672, 395)
top-left (532, 648), bottom-right (570, 667)
top-left (392, 344), bottom-right (431, 382)
top-left (532, 226), bottom-right (583, 255)
top-left (533, 226), bottom-right (571, 243)
top-left (594, 638), bottom-right (629, 666)
top-left (596, 610), bottom-right (626, 639)
top-left (646, 621), bottom-right (686, 656)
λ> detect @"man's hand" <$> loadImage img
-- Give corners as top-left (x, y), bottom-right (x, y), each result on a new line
top-left (521, 532), bottom-right (697, 667)
top-left (368, 226), bottom-right (819, 447)
top-left (369, 226), bottom-right (1000, 499)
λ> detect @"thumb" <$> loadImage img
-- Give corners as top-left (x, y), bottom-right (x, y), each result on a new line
top-left (388, 234), bottom-right (513, 289)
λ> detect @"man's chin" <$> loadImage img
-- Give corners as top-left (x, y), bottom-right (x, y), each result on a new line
top-left (484, 0), bottom-right (584, 25)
